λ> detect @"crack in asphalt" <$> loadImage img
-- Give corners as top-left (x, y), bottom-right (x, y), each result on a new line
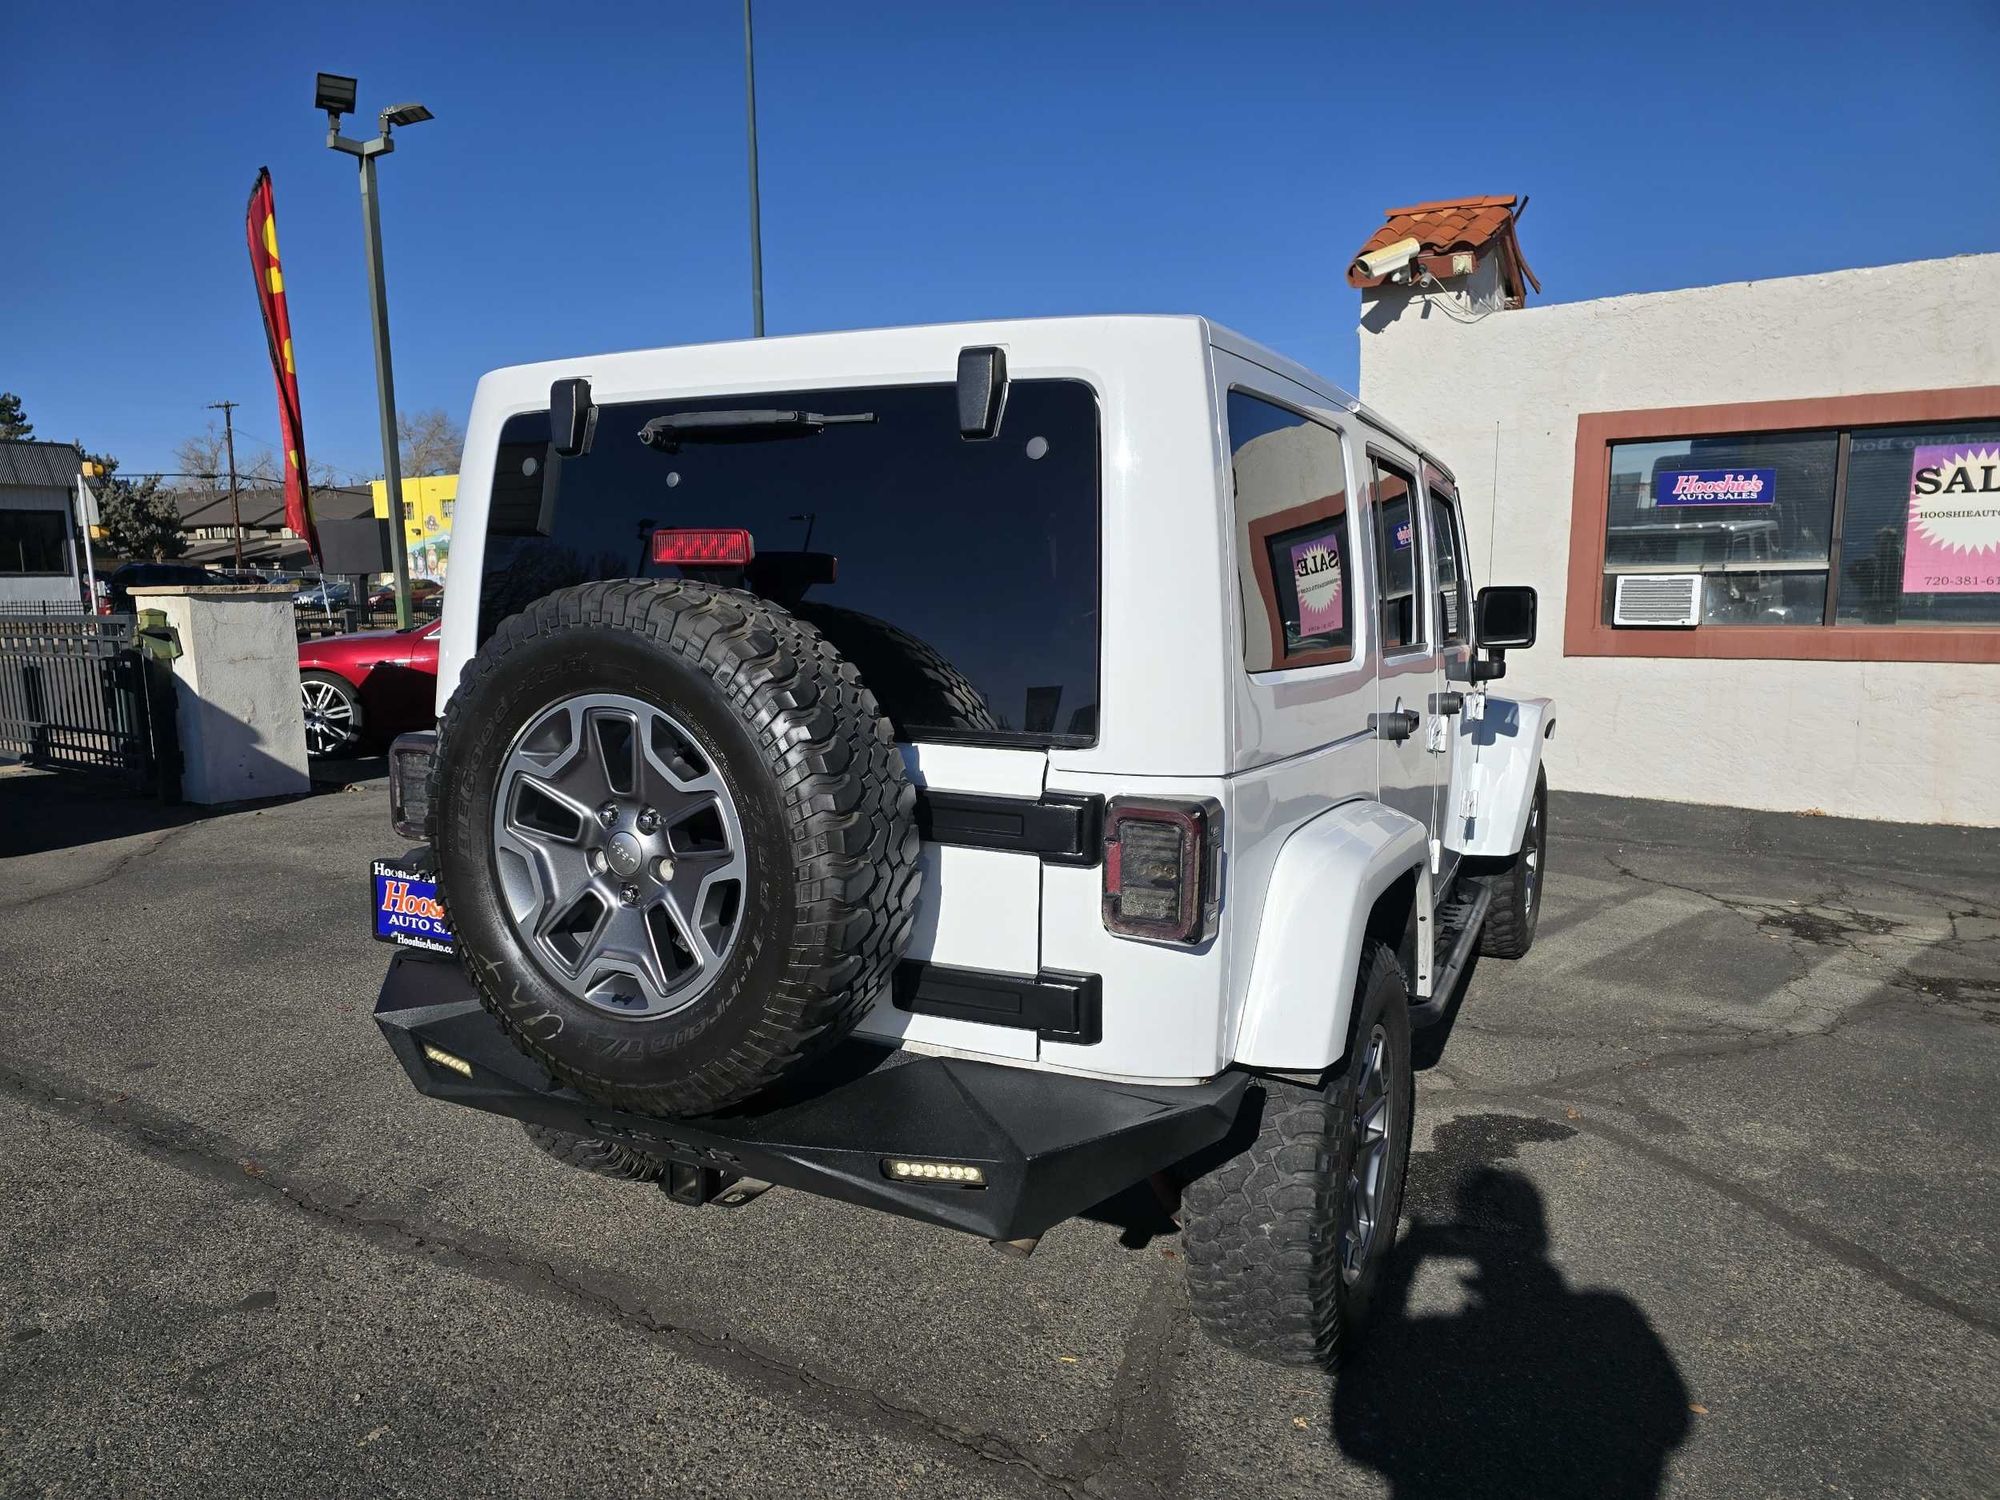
top-left (0, 818), bottom-right (208, 912)
top-left (1059, 1261), bottom-right (1190, 1499)
top-left (0, 1056), bottom-right (1135, 1500)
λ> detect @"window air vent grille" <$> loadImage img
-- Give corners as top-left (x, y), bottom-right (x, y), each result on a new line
top-left (1613, 574), bottom-right (1701, 627)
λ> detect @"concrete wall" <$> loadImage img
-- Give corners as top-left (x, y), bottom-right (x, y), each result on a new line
top-left (130, 585), bottom-right (310, 804)
top-left (1359, 253), bottom-right (2000, 826)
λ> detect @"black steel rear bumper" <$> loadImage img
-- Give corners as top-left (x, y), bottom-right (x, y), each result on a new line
top-left (374, 951), bottom-right (1247, 1241)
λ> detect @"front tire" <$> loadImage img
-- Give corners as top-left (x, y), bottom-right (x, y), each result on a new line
top-left (1478, 768), bottom-right (1547, 958)
top-left (1182, 943), bottom-right (1415, 1366)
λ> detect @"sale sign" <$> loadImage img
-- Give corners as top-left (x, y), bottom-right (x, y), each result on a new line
top-left (1290, 531), bottom-right (1344, 636)
top-left (1903, 445), bottom-right (2000, 594)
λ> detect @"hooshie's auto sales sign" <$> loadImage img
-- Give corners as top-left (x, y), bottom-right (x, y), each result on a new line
top-left (1904, 445), bottom-right (2000, 594)
top-left (1654, 468), bottom-right (1776, 506)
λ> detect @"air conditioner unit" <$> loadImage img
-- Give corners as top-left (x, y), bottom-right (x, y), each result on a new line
top-left (1613, 574), bottom-right (1702, 627)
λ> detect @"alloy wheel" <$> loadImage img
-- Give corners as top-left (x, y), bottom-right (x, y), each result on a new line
top-left (490, 692), bottom-right (747, 1019)
top-left (1338, 1023), bottom-right (1396, 1284)
top-left (300, 678), bottom-right (357, 757)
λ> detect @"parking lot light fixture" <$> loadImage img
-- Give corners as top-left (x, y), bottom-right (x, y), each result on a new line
top-left (318, 73), bottom-right (433, 628)
top-left (315, 72), bottom-right (358, 119)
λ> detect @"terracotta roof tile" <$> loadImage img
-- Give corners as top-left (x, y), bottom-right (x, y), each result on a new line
top-left (1347, 193), bottom-right (1540, 301)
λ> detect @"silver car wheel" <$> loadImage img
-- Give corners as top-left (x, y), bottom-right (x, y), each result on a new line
top-left (490, 692), bottom-right (748, 1020)
top-left (300, 677), bottom-right (358, 757)
top-left (1339, 1023), bottom-right (1395, 1285)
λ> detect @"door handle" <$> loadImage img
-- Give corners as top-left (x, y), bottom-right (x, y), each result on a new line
top-left (1428, 691), bottom-right (1465, 716)
top-left (1370, 709), bottom-right (1421, 742)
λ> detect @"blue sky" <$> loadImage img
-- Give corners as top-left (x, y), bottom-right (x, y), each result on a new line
top-left (4, 0), bottom-right (1996, 480)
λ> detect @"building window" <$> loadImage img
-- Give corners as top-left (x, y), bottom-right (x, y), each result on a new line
top-left (1839, 422), bottom-right (2000, 623)
top-left (0, 510), bottom-right (68, 574)
top-left (1604, 429), bottom-right (1837, 627)
top-left (402, 501), bottom-right (414, 521)
top-left (1568, 389), bottom-right (2000, 663)
top-left (1225, 391), bottom-right (1355, 671)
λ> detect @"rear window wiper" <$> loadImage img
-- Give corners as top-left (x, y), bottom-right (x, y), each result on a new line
top-left (637, 408), bottom-right (876, 453)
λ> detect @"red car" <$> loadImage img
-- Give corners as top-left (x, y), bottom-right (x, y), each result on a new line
top-left (298, 619), bottom-right (441, 757)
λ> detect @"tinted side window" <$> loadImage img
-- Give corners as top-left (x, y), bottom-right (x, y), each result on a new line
top-left (1227, 391), bottom-right (1354, 671)
top-left (1429, 492), bottom-right (1469, 645)
top-left (1370, 458), bottom-right (1425, 651)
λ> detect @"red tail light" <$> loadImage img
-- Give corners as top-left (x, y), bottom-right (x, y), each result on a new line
top-left (1102, 797), bottom-right (1221, 945)
top-left (651, 527), bottom-right (755, 566)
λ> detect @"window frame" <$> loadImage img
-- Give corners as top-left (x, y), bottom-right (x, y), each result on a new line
top-left (1225, 387), bottom-right (1361, 673)
top-left (1428, 486), bottom-right (1472, 647)
top-left (1565, 387), bottom-right (2000, 664)
top-left (1366, 447), bottom-right (1429, 657)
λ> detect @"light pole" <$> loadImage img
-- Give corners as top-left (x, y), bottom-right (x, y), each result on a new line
top-left (317, 72), bottom-right (429, 628)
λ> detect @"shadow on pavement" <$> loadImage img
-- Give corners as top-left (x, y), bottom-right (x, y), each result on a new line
top-left (310, 754), bottom-right (389, 792)
top-left (1333, 1113), bottom-right (1692, 1500)
top-left (0, 769), bottom-right (211, 859)
top-left (0, 754), bottom-right (383, 860)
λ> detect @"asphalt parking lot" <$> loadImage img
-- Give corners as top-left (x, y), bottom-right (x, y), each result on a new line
top-left (1, 764), bottom-right (1994, 1500)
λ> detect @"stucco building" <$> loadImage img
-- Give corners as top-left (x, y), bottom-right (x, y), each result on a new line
top-left (1351, 197), bottom-right (1999, 825)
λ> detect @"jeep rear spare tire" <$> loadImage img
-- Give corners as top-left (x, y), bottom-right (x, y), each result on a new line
top-left (432, 579), bottom-right (920, 1117)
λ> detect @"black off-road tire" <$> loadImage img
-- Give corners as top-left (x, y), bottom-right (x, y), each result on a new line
top-left (521, 1123), bottom-right (667, 1182)
top-left (1181, 943), bottom-right (1415, 1367)
top-left (1478, 768), bottom-right (1547, 959)
top-left (790, 602), bottom-right (1001, 738)
top-left (431, 579), bottom-right (921, 1117)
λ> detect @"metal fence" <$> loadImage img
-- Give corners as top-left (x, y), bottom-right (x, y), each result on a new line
top-left (0, 613), bottom-right (176, 790)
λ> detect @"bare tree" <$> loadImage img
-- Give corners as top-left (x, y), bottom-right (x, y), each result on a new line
top-left (398, 408), bottom-right (465, 477)
top-left (175, 422), bottom-right (286, 490)
top-left (173, 423), bottom-right (229, 491)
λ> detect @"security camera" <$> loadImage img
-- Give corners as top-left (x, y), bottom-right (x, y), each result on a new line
top-left (1352, 236), bottom-right (1422, 282)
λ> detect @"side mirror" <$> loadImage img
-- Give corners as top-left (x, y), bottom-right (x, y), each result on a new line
top-left (1475, 585), bottom-right (1537, 650)
top-left (550, 377), bottom-right (595, 458)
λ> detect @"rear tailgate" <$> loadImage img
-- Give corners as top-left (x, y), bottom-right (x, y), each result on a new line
top-left (854, 743), bottom-right (1048, 1060)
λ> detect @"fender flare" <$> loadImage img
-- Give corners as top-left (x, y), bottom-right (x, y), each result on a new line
top-left (1456, 694), bottom-right (1555, 859)
top-left (1232, 799), bottom-right (1429, 1073)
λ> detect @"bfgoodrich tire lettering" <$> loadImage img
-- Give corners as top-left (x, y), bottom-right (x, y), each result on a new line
top-left (432, 579), bottom-right (921, 1117)
top-left (1181, 942), bottom-right (1415, 1366)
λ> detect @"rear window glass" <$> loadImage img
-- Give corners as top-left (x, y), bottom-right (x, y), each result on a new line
top-left (480, 380), bottom-right (1100, 748)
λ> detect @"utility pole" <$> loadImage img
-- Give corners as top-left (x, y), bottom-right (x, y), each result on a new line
top-left (208, 400), bottom-right (244, 571)
top-left (744, 0), bottom-right (765, 337)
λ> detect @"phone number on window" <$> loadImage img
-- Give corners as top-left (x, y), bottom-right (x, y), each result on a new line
top-left (1918, 573), bottom-right (2000, 589)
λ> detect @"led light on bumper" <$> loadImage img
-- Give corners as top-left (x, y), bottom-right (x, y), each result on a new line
top-left (883, 1158), bottom-right (986, 1187)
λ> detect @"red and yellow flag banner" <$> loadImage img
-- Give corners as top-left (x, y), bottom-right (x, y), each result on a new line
top-left (246, 167), bottom-right (316, 559)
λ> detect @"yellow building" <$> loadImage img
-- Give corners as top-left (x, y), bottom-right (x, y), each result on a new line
top-left (371, 473), bottom-right (457, 583)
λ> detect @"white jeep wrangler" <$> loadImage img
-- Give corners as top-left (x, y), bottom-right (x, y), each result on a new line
top-left (372, 315), bottom-right (1552, 1366)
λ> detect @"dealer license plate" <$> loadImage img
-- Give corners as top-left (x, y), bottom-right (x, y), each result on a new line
top-left (371, 859), bottom-right (455, 953)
